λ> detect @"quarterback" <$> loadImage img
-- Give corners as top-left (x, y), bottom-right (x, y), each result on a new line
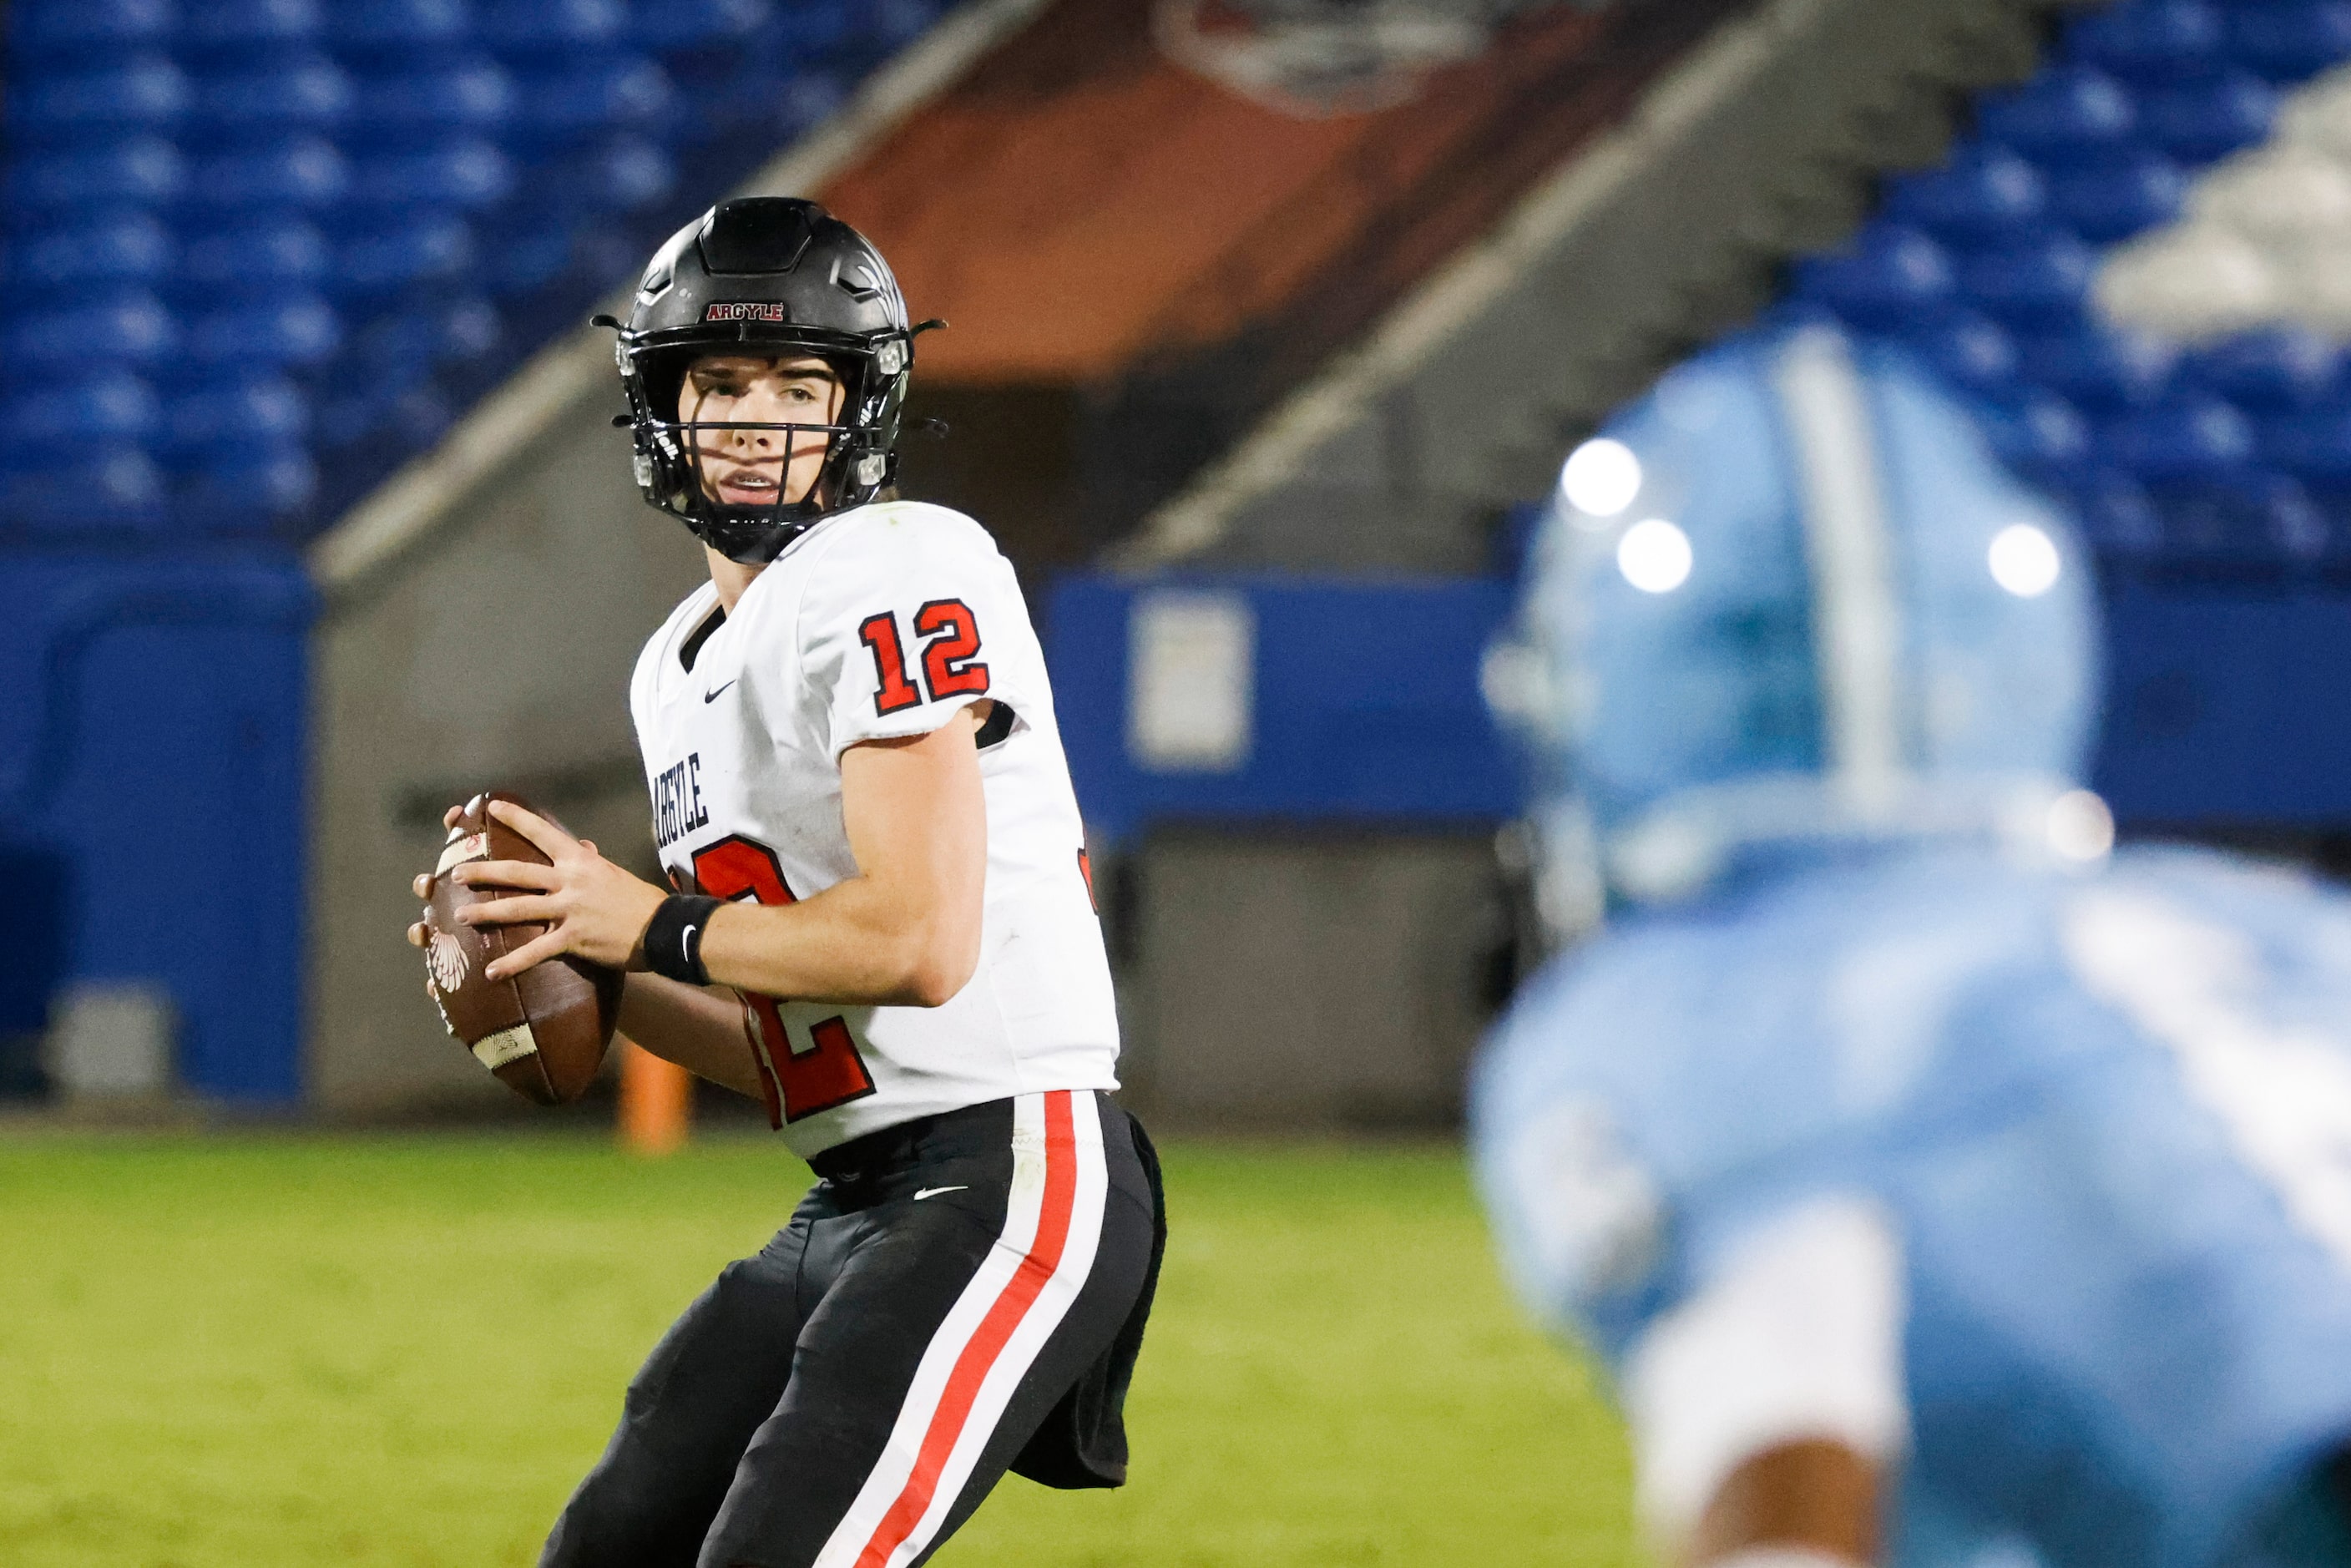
top-left (407, 197), bottom-right (1161, 1568)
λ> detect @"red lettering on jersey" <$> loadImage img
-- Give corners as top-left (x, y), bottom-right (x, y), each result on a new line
top-left (915, 599), bottom-right (989, 701)
top-left (1076, 847), bottom-right (1097, 913)
top-left (689, 835), bottom-right (877, 1126)
top-left (858, 612), bottom-right (923, 716)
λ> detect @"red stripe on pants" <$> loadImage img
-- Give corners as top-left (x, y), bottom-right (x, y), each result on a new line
top-left (852, 1090), bottom-right (1079, 1568)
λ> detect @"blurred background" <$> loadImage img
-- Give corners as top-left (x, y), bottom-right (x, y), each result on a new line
top-left (7, 0), bottom-right (2351, 1560)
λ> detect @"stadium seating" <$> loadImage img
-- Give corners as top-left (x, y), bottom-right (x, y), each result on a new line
top-left (0, 0), bottom-right (963, 1103)
top-left (1792, 0), bottom-right (2351, 574)
top-left (0, 0), bottom-right (958, 538)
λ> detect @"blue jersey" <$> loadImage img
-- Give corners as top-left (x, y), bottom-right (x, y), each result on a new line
top-left (1473, 843), bottom-right (2351, 1568)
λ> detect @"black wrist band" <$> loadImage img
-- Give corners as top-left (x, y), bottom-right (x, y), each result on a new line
top-left (644, 894), bottom-right (723, 986)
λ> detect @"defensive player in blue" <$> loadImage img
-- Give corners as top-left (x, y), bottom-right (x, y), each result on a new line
top-left (1473, 316), bottom-right (2351, 1568)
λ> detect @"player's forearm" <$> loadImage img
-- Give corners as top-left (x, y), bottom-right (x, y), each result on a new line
top-left (695, 876), bottom-right (979, 1007)
top-left (616, 973), bottom-right (767, 1100)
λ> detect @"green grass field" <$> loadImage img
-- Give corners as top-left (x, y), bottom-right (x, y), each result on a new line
top-left (0, 1132), bottom-right (1634, 1567)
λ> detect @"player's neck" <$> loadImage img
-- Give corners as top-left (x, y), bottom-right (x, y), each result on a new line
top-left (706, 549), bottom-right (766, 614)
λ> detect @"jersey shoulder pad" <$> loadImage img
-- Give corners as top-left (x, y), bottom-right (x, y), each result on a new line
top-left (817, 499), bottom-right (1000, 571)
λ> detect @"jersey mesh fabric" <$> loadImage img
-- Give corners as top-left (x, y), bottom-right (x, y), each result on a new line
top-left (1473, 843), bottom-right (2351, 1568)
top-left (629, 500), bottom-right (1120, 1158)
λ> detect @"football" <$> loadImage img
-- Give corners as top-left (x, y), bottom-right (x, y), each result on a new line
top-left (419, 791), bottom-right (623, 1105)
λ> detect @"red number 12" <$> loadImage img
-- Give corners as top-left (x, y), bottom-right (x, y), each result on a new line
top-left (689, 835), bottom-right (877, 1125)
top-left (858, 602), bottom-right (990, 712)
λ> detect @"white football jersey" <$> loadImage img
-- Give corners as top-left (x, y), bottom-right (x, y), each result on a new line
top-left (628, 499), bottom-right (1120, 1158)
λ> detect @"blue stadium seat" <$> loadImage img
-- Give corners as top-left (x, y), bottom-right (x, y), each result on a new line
top-left (475, 213), bottom-right (584, 296)
top-left (159, 374), bottom-right (311, 460)
top-left (331, 212), bottom-right (477, 297)
top-left (2063, 0), bottom-right (2227, 83)
top-left (0, 451), bottom-right (168, 532)
top-left (1975, 66), bottom-right (2137, 164)
top-left (2146, 471), bottom-right (2329, 564)
top-left (8, 58), bottom-right (191, 139)
top-left (2019, 321), bottom-right (2178, 408)
top-left (171, 442), bottom-right (320, 525)
top-left (190, 55), bottom-right (356, 134)
top-left (543, 134), bottom-right (677, 214)
top-left (326, 0), bottom-right (471, 50)
top-left (1954, 232), bottom-right (2094, 325)
top-left (479, 0), bottom-right (626, 54)
top-left (756, 0), bottom-right (857, 58)
top-left (0, 374), bottom-right (162, 451)
top-left (657, 49), bottom-right (766, 139)
top-left (316, 380), bottom-right (453, 451)
top-left (2137, 70), bottom-right (2278, 162)
top-left (634, 0), bottom-right (773, 51)
top-left (181, 0), bottom-right (323, 52)
top-left (350, 296), bottom-right (503, 373)
top-left (2047, 154), bottom-right (2186, 241)
top-left (2257, 401), bottom-right (2351, 481)
top-left (186, 137), bottom-right (349, 210)
top-left (345, 139), bottom-right (513, 210)
top-left (1881, 143), bottom-right (2046, 242)
top-left (2098, 394), bottom-right (2257, 482)
top-left (4, 291), bottom-right (178, 369)
top-left (1899, 311), bottom-right (2020, 397)
top-left (567, 222), bottom-right (645, 291)
top-left (1976, 388), bottom-right (2093, 483)
top-left (510, 54), bottom-right (675, 148)
top-left (2226, 2), bottom-right (2351, 83)
top-left (8, 214), bottom-right (175, 291)
top-left (2065, 471), bottom-right (2166, 554)
top-left (9, 0), bottom-right (174, 56)
top-left (182, 294), bottom-right (341, 367)
top-left (350, 59), bottom-right (516, 137)
top-left (862, 0), bottom-right (947, 53)
top-left (5, 139), bottom-right (186, 210)
top-left (2187, 329), bottom-right (2342, 409)
top-left (174, 218), bottom-right (332, 295)
top-left (1790, 225), bottom-right (1954, 327)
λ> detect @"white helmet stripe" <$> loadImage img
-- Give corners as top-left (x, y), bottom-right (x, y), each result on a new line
top-left (1774, 325), bottom-right (1908, 807)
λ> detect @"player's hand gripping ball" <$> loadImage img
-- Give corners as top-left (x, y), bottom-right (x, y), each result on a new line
top-left (415, 792), bottom-right (623, 1105)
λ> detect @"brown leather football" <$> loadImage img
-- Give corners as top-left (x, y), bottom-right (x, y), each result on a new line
top-left (419, 791), bottom-right (623, 1105)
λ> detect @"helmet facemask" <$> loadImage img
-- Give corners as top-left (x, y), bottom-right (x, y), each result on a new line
top-left (619, 331), bottom-right (911, 564)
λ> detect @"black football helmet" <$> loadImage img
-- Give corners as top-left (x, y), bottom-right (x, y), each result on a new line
top-left (601, 197), bottom-right (928, 564)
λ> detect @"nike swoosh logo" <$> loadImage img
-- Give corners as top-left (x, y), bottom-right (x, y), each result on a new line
top-left (703, 679), bottom-right (737, 703)
top-left (913, 1186), bottom-right (968, 1201)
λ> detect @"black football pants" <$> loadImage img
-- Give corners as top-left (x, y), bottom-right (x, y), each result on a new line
top-left (538, 1090), bottom-right (1155, 1568)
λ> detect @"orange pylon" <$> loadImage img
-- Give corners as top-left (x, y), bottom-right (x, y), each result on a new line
top-left (619, 1037), bottom-right (692, 1156)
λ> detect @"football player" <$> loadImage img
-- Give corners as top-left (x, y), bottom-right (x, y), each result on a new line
top-left (1474, 320), bottom-right (2351, 1568)
top-left (406, 197), bottom-right (1161, 1568)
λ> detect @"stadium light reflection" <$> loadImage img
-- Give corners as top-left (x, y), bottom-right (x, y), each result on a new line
top-left (1616, 518), bottom-right (1691, 594)
top-left (1560, 438), bottom-right (1642, 518)
top-left (1989, 523), bottom-right (2061, 598)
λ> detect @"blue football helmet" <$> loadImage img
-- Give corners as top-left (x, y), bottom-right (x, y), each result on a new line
top-left (1488, 317), bottom-right (2105, 918)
